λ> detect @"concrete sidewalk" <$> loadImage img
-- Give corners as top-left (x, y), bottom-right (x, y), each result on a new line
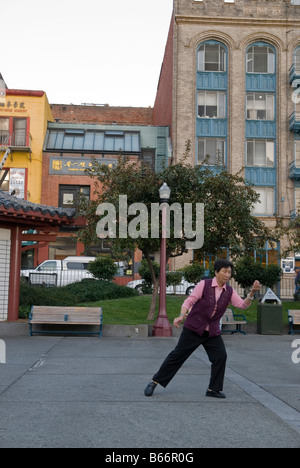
top-left (0, 332), bottom-right (299, 448)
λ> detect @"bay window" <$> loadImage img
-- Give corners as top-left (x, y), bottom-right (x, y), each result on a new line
top-left (198, 91), bottom-right (226, 119)
top-left (252, 187), bottom-right (275, 215)
top-left (246, 93), bottom-right (275, 120)
top-left (247, 46), bottom-right (275, 74)
top-left (295, 141), bottom-right (300, 166)
top-left (247, 139), bottom-right (275, 167)
top-left (197, 138), bottom-right (225, 165)
top-left (198, 43), bottom-right (226, 72)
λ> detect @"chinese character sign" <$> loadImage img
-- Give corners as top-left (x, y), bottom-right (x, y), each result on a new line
top-left (49, 157), bottom-right (117, 175)
top-left (0, 100), bottom-right (27, 113)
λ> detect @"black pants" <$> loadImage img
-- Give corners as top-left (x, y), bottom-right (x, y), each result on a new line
top-left (152, 328), bottom-right (227, 392)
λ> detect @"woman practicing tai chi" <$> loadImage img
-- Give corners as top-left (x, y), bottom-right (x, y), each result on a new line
top-left (144, 259), bottom-right (261, 399)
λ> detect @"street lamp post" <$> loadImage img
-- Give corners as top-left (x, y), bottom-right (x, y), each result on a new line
top-left (153, 183), bottom-right (172, 337)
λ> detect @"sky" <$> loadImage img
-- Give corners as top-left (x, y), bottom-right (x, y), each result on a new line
top-left (2, 0), bottom-right (174, 107)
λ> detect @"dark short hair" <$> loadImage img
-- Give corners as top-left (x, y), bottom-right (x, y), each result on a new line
top-left (214, 259), bottom-right (234, 273)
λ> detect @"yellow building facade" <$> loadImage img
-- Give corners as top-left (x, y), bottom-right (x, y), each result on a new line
top-left (0, 89), bottom-right (53, 203)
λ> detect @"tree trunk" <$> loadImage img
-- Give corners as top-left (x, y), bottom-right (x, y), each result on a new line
top-left (145, 253), bottom-right (159, 321)
top-left (147, 279), bottom-right (159, 321)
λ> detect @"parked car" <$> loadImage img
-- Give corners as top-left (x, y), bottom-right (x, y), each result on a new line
top-left (126, 278), bottom-right (195, 296)
top-left (21, 256), bottom-right (96, 286)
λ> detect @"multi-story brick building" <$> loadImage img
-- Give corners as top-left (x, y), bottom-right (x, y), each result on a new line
top-left (154, 0), bottom-right (300, 273)
top-left (0, 88), bottom-right (54, 269)
top-left (0, 89), bottom-right (53, 204)
top-left (39, 104), bottom-right (171, 279)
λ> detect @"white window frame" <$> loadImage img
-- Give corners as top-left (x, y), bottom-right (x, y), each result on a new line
top-left (252, 187), bottom-right (275, 215)
top-left (197, 91), bottom-right (226, 119)
top-left (295, 141), bottom-right (300, 166)
top-left (198, 44), bottom-right (226, 72)
top-left (246, 139), bottom-right (275, 167)
top-left (246, 93), bottom-right (275, 120)
top-left (296, 187), bottom-right (300, 214)
top-left (197, 138), bottom-right (225, 165)
top-left (247, 46), bottom-right (275, 74)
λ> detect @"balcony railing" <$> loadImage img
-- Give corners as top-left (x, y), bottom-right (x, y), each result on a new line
top-left (289, 160), bottom-right (300, 180)
top-left (0, 132), bottom-right (32, 150)
top-left (245, 120), bottom-right (276, 139)
top-left (289, 64), bottom-right (300, 84)
top-left (289, 111), bottom-right (300, 132)
top-left (290, 209), bottom-right (299, 220)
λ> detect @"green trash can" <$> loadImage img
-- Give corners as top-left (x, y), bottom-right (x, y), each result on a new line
top-left (257, 289), bottom-right (283, 335)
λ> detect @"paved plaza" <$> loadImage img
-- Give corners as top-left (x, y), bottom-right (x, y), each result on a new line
top-left (0, 332), bottom-right (299, 448)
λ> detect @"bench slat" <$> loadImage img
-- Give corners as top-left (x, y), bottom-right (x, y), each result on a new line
top-left (222, 308), bottom-right (247, 335)
top-left (29, 306), bottom-right (103, 337)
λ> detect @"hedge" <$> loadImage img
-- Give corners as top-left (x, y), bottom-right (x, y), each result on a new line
top-left (19, 279), bottom-right (138, 318)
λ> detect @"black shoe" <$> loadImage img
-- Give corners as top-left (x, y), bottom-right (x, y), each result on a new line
top-left (144, 381), bottom-right (157, 397)
top-left (206, 389), bottom-right (226, 399)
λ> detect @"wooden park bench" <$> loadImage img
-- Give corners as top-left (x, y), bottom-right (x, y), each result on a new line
top-left (222, 308), bottom-right (248, 335)
top-left (288, 310), bottom-right (300, 335)
top-left (29, 306), bottom-right (103, 337)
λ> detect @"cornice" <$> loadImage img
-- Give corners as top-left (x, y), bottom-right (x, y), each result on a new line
top-left (175, 15), bottom-right (300, 28)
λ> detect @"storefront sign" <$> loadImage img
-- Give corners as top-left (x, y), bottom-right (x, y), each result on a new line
top-left (9, 168), bottom-right (26, 198)
top-left (49, 157), bottom-right (117, 175)
top-left (0, 100), bottom-right (27, 114)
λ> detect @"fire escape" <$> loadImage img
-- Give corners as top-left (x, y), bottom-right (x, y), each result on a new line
top-left (0, 135), bottom-right (11, 171)
top-left (0, 132), bottom-right (32, 193)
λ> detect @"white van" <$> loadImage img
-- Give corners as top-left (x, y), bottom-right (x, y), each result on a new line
top-left (21, 256), bottom-right (96, 286)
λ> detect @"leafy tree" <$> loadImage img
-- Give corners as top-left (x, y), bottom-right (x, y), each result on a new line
top-left (180, 262), bottom-right (205, 285)
top-left (234, 256), bottom-right (282, 293)
top-left (88, 256), bottom-right (118, 281)
top-left (234, 256), bottom-right (265, 291)
top-left (166, 271), bottom-right (183, 295)
top-left (77, 146), bottom-right (275, 321)
top-left (262, 264), bottom-right (283, 289)
top-left (274, 210), bottom-right (300, 259)
top-left (138, 259), bottom-right (160, 295)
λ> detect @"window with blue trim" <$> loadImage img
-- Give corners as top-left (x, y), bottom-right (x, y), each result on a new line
top-left (198, 43), bottom-right (226, 72)
top-left (245, 42), bottom-right (277, 214)
top-left (196, 41), bottom-right (228, 167)
top-left (246, 93), bottom-right (275, 120)
top-left (197, 138), bottom-right (225, 165)
top-left (290, 47), bottom-right (300, 143)
top-left (246, 140), bottom-right (275, 167)
top-left (247, 45), bottom-right (275, 74)
top-left (197, 91), bottom-right (226, 119)
top-left (295, 140), bottom-right (300, 166)
top-left (294, 46), bottom-right (300, 68)
top-left (251, 187), bottom-right (275, 216)
top-left (295, 187), bottom-right (300, 216)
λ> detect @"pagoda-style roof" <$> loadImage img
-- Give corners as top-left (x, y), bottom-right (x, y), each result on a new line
top-left (0, 191), bottom-right (76, 228)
